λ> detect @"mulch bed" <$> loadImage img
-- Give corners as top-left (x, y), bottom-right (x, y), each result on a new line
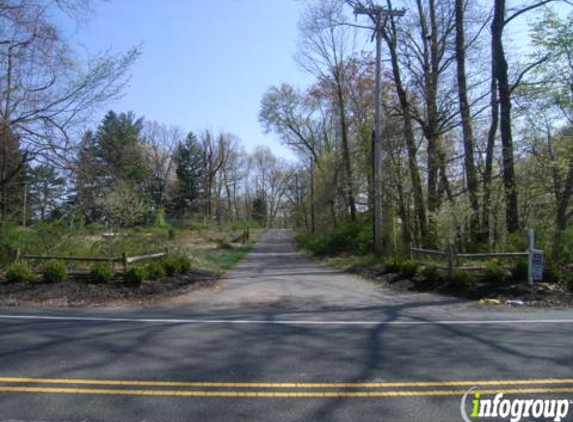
top-left (347, 266), bottom-right (573, 308)
top-left (0, 270), bottom-right (218, 308)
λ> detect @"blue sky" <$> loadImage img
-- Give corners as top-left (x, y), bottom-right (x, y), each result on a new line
top-left (65, 0), bottom-right (314, 160)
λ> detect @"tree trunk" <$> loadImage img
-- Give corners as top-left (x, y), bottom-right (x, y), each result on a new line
top-left (492, 0), bottom-right (519, 234)
top-left (455, 0), bottom-right (480, 241)
top-left (383, 17), bottom-right (427, 243)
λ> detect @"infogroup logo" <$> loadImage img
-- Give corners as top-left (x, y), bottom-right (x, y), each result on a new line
top-left (461, 387), bottom-right (571, 422)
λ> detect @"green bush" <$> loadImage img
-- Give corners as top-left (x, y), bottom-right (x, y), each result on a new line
top-left (450, 269), bottom-right (477, 291)
top-left (42, 259), bottom-right (67, 283)
top-left (90, 263), bottom-right (114, 284)
top-left (296, 216), bottom-right (373, 257)
top-left (124, 266), bottom-right (147, 286)
top-left (5, 261), bottom-right (34, 283)
top-left (484, 261), bottom-right (505, 282)
top-left (384, 257), bottom-right (402, 273)
top-left (175, 255), bottom-right (192, 274)
top-left (421, 265), bottom-right (440, 282)
top-left (168, 228), bottom-right (176, 240)
top-left (161, 255), bottom-right (192, 276)
top-left (145, 261), bottom-right (167, 280)
top-left (543, 266), bottom-right (561, 283)
top-left (217, 239), bottom-right (233, 250)
top-left (561, 271), bottom-right (573, 291)
top-left (399, 260), bottom-right (419, 278)
top-left (513, 261), bottom-right (529, 280)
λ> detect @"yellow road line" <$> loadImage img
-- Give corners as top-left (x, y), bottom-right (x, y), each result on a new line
top-left (1, 377), bottom-right (573, 389)
top-left (0, 386), bottom-right (573, 398)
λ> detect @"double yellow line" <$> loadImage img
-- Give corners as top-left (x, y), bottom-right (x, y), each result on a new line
top-left (0, 377), bottom-right (572, 398)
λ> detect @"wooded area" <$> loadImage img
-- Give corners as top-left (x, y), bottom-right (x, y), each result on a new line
top-left (261, 0), bottom-right (573, 269)
top-left (1, 0), bottom-right (573, 272)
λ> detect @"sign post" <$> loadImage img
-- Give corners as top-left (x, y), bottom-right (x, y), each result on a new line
top-left (527, 229), bottom-right (544, 285)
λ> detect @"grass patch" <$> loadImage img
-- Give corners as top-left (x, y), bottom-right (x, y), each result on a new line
top-left (194, 242), bottom-right (255, 275)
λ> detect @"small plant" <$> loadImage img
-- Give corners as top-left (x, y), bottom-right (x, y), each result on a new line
top-left (450, 269), bottom-right (477, 291)
top-left (160, 257), bottom-right (181, 276)
top-left (90, 263), bottom-right (114, 284)
top-left (421, 265), bottom-right (440, 282)
top-left (399, 260), bottom-right (419, 278)
top-left (168, 228), bottom-right (176, 240)
top-left (145, 261), bottom-right (166, 280)
top-left (42, 259), bottom-right (67, 283)
top-left (542, 266), bottom-right (561, 283)
top-left (217, 239), bottom-right (233, 250)
top-left (560, 271), bottom-right (573, 291)
top-left (174, 255), bottom-right (192, 274)
top-left (513, 261), bottom-right (529, 281)
top-left (385, 257), bottom-right (402, 273)
top-left (484, 261), bottom-right (505, 283)
top-left (124, 266), bottom-right (147, 287)
top-left (5, 261), bottom-right (34, 283)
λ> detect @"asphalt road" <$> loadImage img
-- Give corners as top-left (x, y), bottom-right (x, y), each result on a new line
top-left (1, 229), bottom-right (573, 422)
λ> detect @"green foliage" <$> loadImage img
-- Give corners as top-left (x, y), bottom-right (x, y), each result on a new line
top-left (145, 261), bottom-right (167, 280)
top-left (90, 263), bottom-right (114, 284)
top-left (173, 132), bottom-right (205, 216)
top-left (168, 228), bottom-right (176, 240)
top-left (217, 239), bottom-right (233, 250)
top-left (175, 255), bottom-right (192, 274)
top-left (513, 261), bottom-right (529, 281)
top-left (153, 207), bottom-right (169, 228)
top-left (484, 261), bottom-right (505, 283)
top-left (124, 266), bottom-right (147, 286)
top-left (42, 259), bottom-right (67, 283)
top-left (159, 255), bottom-right (191, 276)
top-left (553, 226), bottom-right (573, 265)
top-left (421, 265), bottom-right (440, 282)
top-left (103, 182), bottom-right (147, 227)
top-left (296, 216), bottom-right (373, 257)
top-left (231, 220), bottom-right (259, 231)
top-left (450, 269), bottom-right (477, 291)
top-left (505, 232), bottom-right (528, 252)
top-left (5, 262), bottom-right (34, 283)
top-left (399, 260), bottom-right (419, 278)
top-left (384, 256), bottom-right (402, 273)
top-left (543, 266), bottom-right (561, 283)
top-left (251, 196), bottom-right (268, 227)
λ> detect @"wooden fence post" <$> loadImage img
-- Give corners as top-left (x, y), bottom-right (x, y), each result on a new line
top-left (448, 247), bottom-right (454, 276)
top-left (122, 253), bottom-right (128, 273)
top-left (15, 248), bottom-right (21, 261)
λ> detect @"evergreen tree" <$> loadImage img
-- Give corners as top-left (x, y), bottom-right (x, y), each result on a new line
top-left (251, 196), bottom-right (267, 227)
top-left (172, 132), bottom-right (205, 216)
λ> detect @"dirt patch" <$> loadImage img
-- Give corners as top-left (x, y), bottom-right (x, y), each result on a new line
top-left (0, 270), bottom-right (219, 308)
top-left (347, 265), bottom-right (573, 308)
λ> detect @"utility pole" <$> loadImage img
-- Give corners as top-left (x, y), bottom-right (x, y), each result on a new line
top-left (354, 4), bottom-right (405, 257)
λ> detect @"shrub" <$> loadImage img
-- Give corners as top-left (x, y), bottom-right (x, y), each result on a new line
top-left (175, 255), bottom-right (192, 274)
top-left (296, 216), bottom-right (373, 257)
top-left (542, 266), bottom-right (561, 283)
top-left (421, 265), bottom-right (440, 282)
top-left (399, 260), bottom-right (419, 278)
top-left (42, 259), bottom-right (67, 283)
top-left (124, 266), bottom-right (147, 287)
top-left (384, 257), bottom-right (402, 273)
top-left (90, 263), bottom-right (114, 284)
top-left (513, 261), bottom-right (529, 281)
top-left (161, 257), bottom-right (181, 276)
top-left (5, 261), bottom-right (34, 283)
top-left (217, 239), bottom-right (233, 250)
top-left (450, 269), bottom-right (477, 291)
top-left (145, 261), bottom-right (166, 280)
top-left (484, 261), bottom-right (505, 283)
top-left (561, 272), bottom-right (573, 292)
top-left (168, 228), bottom-right (176, 240)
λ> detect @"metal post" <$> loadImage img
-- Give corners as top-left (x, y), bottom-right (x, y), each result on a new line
top-left (527, 229), bottom-right (534, 286)
top-left (373, 14), bottom-right (383, 256)
top-left (354, 5), bottom-right (406, 257)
